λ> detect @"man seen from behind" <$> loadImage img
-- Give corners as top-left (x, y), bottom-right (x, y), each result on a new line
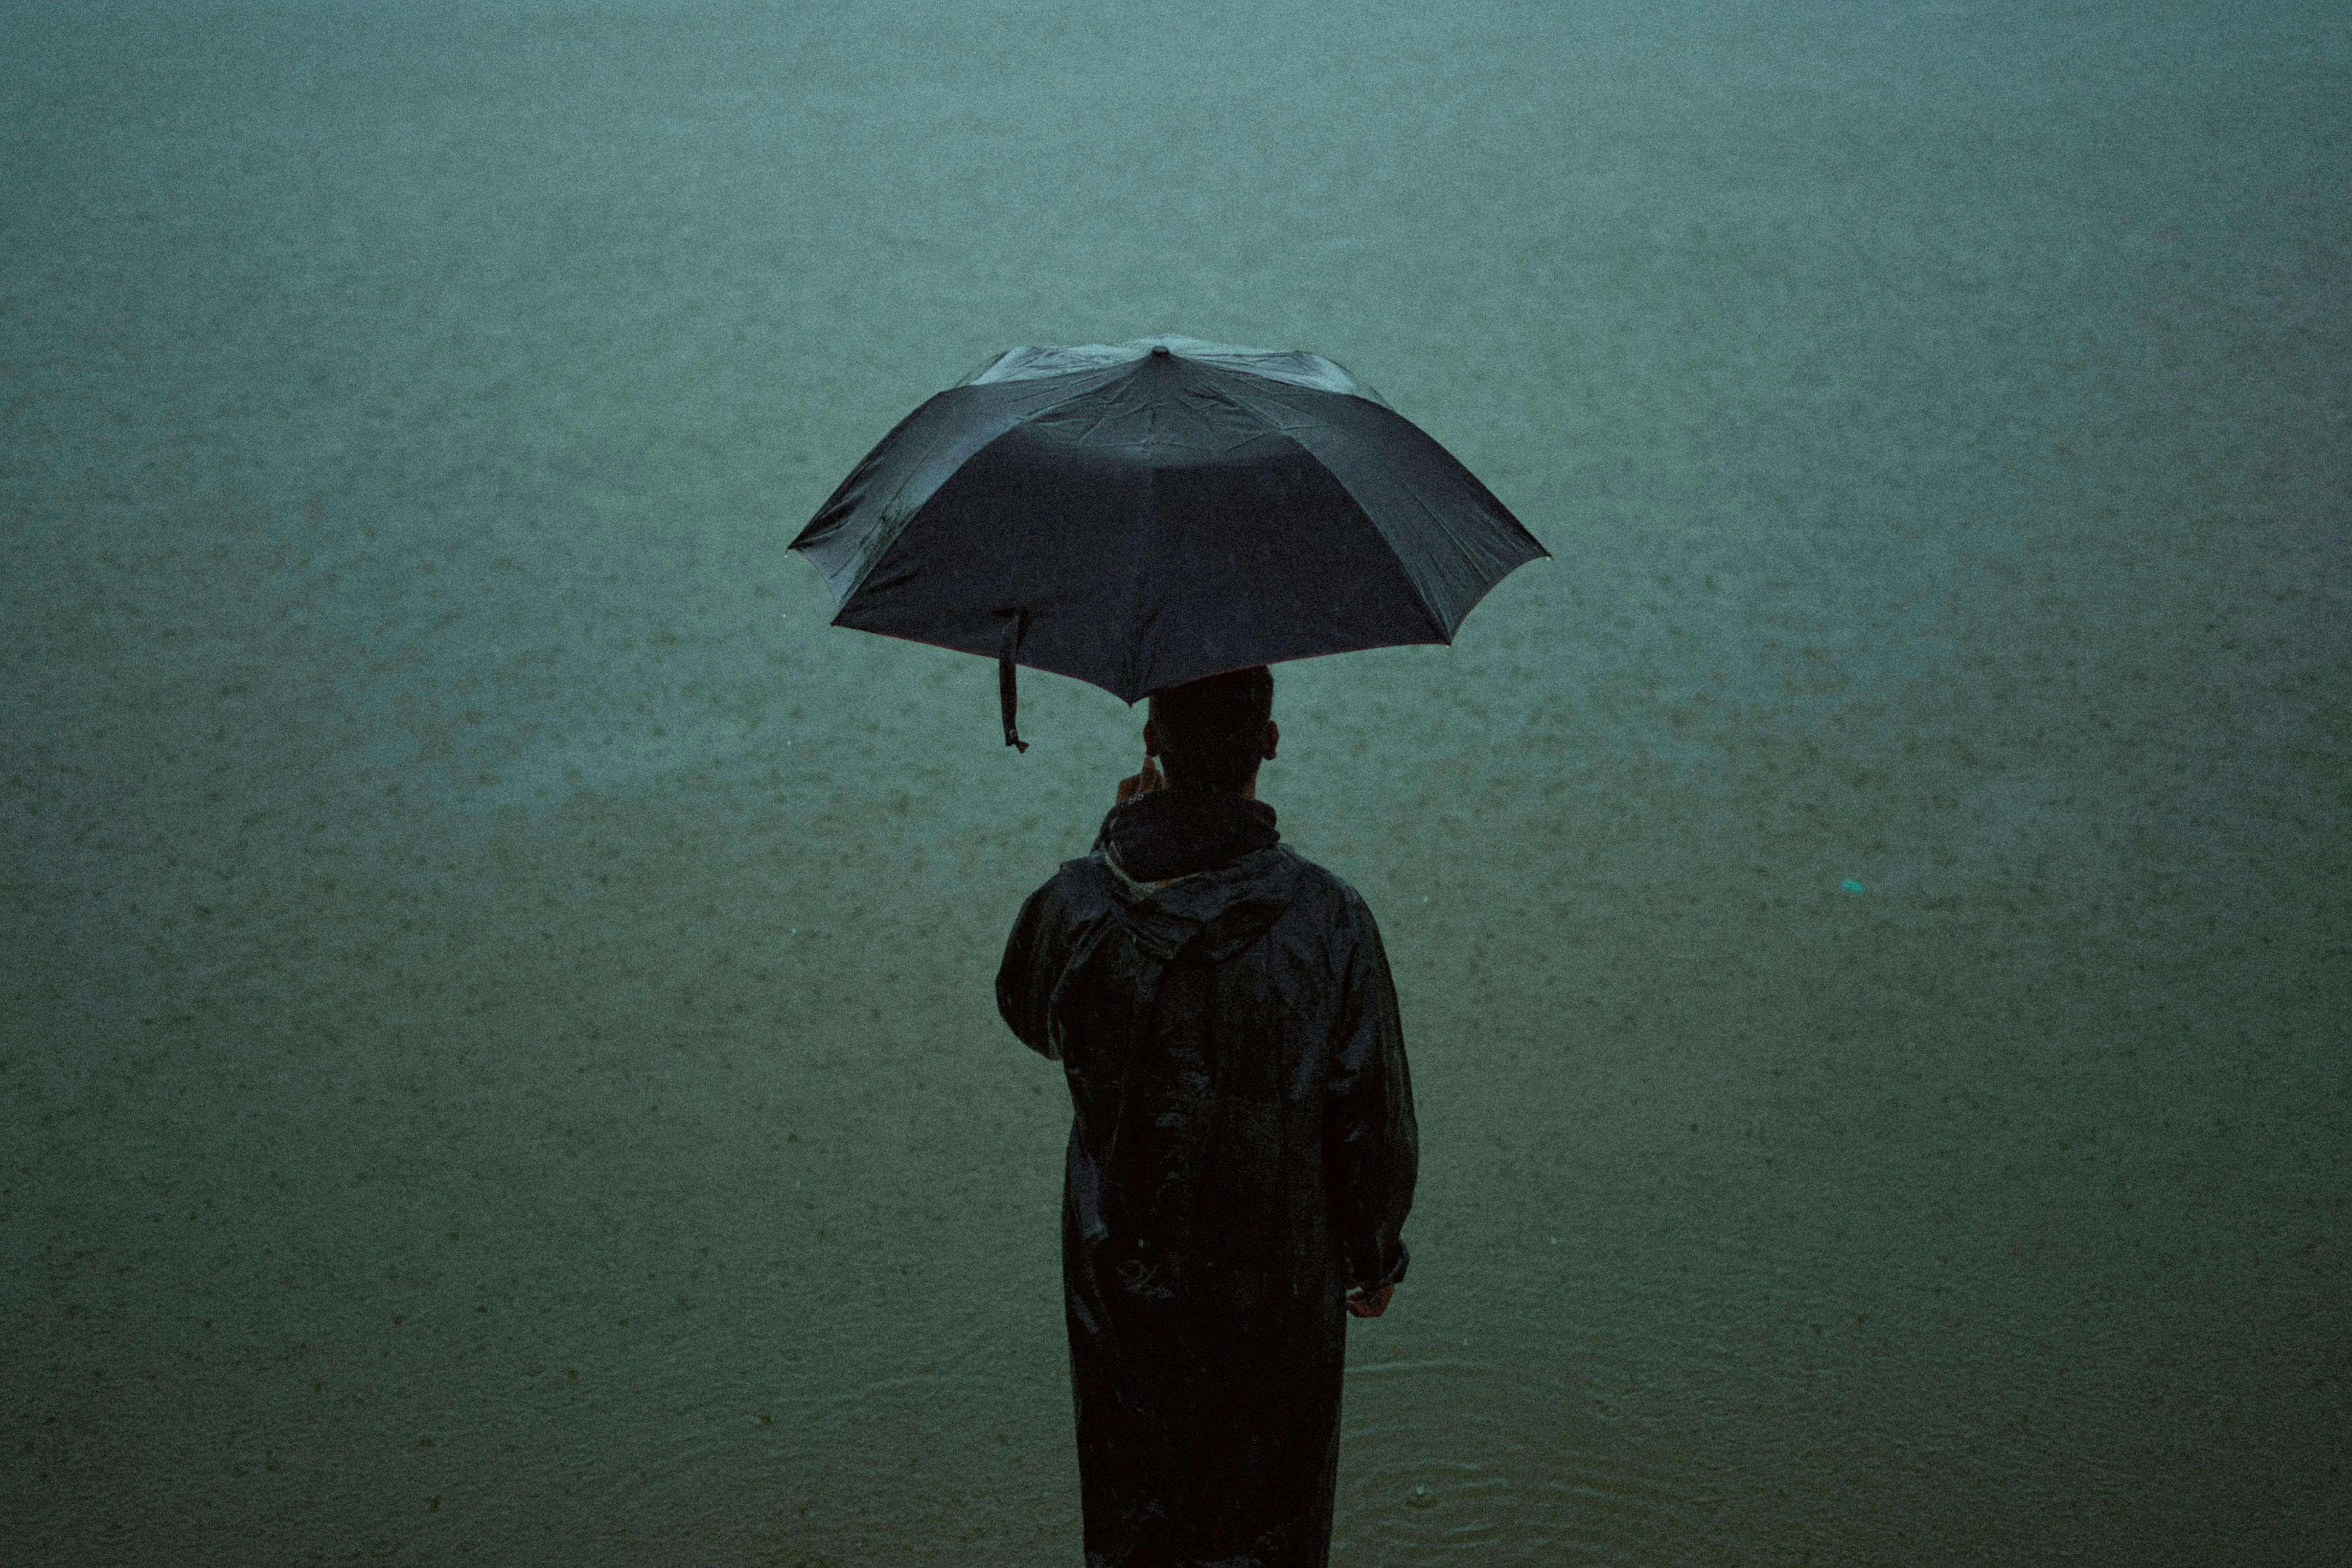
top-left (997, 664), bottom-right (1417, 1568)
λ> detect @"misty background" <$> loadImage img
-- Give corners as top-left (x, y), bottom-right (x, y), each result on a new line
top-left (4, 0), bottom-right (2345, 1562)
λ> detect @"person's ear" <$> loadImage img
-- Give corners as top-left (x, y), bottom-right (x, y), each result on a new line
top-left (1262, 721), bottom-right (1279, 761)
top-left (1143, 719), bottom-right (1160, 758)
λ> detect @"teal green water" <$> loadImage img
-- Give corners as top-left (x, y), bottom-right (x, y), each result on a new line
top-left (5, 1), bottom-right (2345, 1561)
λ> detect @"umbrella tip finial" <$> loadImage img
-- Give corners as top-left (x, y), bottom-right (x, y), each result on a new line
top-left (1150, 343), bottom-right (1171, 357)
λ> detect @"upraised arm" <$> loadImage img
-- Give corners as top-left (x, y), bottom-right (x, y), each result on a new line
top-left (996, 881), bottom-right (1067, 1060)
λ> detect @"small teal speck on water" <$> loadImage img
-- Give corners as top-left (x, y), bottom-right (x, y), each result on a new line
top-left (1842, 880), bottom-right (1865, 892)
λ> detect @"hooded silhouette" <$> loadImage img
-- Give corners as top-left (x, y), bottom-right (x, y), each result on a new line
top-left (999, 789), bottom-right (1417, 1568)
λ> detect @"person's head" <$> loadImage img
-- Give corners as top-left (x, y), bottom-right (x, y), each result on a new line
top-left (1144, 666), bottom-right (1278, 795)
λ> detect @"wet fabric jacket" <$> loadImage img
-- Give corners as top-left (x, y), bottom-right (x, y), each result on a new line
top-left (997, 790), bottom-right (1417, 1568)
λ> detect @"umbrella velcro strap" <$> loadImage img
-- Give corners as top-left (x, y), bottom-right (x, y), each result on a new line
top-left (1000, 609), bottom-right (1030, 752)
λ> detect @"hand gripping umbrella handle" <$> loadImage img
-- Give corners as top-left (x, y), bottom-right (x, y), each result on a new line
top-left (999, 609), bottom-right (1030, 753)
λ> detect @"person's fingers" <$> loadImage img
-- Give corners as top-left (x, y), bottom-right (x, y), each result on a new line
top-left (1117, 756), bottom-right (1169, 805)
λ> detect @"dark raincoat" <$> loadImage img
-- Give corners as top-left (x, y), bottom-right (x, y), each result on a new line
top-left (997, 790), bottom-right (1417, 1568)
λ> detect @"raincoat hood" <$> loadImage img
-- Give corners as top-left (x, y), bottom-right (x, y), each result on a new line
top-left (1093, 792), bottom-right (1292, 963)
top-left (1099, 788), bottom-right (1280, 882)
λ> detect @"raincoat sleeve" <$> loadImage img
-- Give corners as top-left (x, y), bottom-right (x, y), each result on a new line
top-left (996, 879), bottom-right (1068, 1061)
top-left (1324, 894), bottom-right (1417, 1293)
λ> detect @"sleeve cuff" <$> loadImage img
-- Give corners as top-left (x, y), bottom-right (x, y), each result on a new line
top-left (1349, 1241), bottom-right (1410, 1295)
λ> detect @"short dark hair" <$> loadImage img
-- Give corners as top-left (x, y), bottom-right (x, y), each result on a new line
top-left (1149, 666), bottom-right (1275, 794)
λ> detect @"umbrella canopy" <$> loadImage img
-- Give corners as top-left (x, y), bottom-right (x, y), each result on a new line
top-left (790, 333), bottom-right (1548, 748)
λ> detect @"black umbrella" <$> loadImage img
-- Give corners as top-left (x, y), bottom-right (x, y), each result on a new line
top-left (789, 333), bottom-right (1548, 749)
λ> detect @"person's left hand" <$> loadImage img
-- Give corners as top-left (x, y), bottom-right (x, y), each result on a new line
top-left (1116, 754), bottom-right (1166, 803)
top-left (1345, 1284), bottom-right (1395, 1318)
